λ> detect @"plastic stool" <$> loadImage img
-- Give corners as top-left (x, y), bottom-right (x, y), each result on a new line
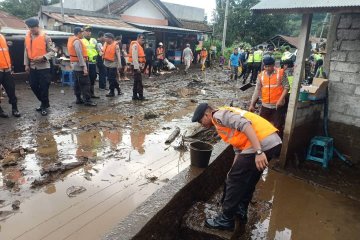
top-left (306, 136), bottom-right (334, 168)
top-left (61, 71), bottom-right (75, 87)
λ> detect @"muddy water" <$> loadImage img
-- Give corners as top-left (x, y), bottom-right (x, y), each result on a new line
top-left (252, 170), bottom-right (360, 240)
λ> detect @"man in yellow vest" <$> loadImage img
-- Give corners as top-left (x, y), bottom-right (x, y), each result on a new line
top-left (192, 103), bottom-right (281, 231)
top-left (24, 18), bottom-right (55, 116)
top-left (67, 27), bottom-right (96, 106)
top-left (252, 46), bottom-right (263, 84)
top-left (0, 31), bottom-right (20, 118)
top-left (249, 56), bottom-right (289, 138)
top-left (243, 48), bottom-right (254, 84)
top-left (82, 26), bottom-right (99, 98)
top-left (129, 34), bottom-right (146, 100)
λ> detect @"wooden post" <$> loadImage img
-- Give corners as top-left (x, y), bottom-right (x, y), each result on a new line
top-left (279, 14), bottom-right (313, 167)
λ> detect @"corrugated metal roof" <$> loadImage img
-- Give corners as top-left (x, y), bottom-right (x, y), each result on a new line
top-left (0, 10), bottom-right (27, 29)
top-left (42, 12), bottom-right (146, 33)
top-left (178, 19), bottom-right (212, 33)
top-left (252, 0), bottom-right (360, 13)
top-left (129, 23), bottom-right (201, 33)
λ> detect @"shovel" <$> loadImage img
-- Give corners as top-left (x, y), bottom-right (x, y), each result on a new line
top-left (239, 82), bottom-right (253, 91)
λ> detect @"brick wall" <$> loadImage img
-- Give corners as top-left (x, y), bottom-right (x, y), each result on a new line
top-left (329, 13), bottom-right (360, 127)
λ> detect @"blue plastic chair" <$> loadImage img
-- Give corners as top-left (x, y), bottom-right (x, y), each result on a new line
top-left (61, 71), bottom-right (75, 87)
top-left (306, 136), bottom-right (334, 168)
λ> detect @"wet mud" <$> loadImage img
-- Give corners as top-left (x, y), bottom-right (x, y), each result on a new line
top-left (0, 66), bottom-right (251, 239)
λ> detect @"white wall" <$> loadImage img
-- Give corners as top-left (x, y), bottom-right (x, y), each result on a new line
top-left (123, 0), bottom-right (165, 20)
top-left (53, 0), bottom-right (109, 11)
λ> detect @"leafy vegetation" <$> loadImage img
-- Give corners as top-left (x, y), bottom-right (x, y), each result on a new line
top-left (0, 0), bottom-right (60, 19)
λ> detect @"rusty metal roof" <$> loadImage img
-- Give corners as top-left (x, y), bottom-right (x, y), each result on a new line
top-left (41, 6), bottom-right (147, 33)
top-left (252, 0), bottom-right (360, 13)
top-left (0, 10), bottom-right (27, 29)
top-left (178, 19), bottom-right (212, 33)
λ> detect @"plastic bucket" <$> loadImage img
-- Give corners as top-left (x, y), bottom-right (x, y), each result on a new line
top-left (189, 141), bottom-right (213, 168)
top-left (298, 91), bottom-right (309, 101)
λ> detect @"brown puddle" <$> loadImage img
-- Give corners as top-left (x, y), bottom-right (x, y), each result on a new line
top-left (0, 111), bottom-right (197, 240)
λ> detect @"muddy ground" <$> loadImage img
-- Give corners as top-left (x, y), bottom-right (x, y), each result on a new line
top-left (0, 65), bottom-right (359, 239)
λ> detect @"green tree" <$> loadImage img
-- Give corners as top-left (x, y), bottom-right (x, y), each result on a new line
top-left (0, 0), bottom-right (59, 20)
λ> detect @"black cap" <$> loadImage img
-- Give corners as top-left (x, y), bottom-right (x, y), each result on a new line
top-left (74, 27), bottom-right (83, 35)
top-left (263, 56), bottom-right (275, 66)
top-left (25, 18), bottom-right (39, 28)
top-left (191, 103), bottom-right (208, 122)
top-left (104, 33), bottom-right (115, 39)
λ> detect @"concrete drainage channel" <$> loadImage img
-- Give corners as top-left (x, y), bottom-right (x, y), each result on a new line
top-left (103, 141), bottom-right (234, 240)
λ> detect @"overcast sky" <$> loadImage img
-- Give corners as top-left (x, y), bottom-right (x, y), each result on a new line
top-left (162, 0), bottom-right (216, 21)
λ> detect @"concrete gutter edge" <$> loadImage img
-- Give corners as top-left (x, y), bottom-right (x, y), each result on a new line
top-left (103, 141), bottom-right (233, 240)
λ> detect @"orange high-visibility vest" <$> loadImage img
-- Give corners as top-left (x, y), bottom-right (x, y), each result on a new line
top-left (67, 36), bottom-right (88, 62)
top-left (102, 42), bottom-right (117, 61)
top-left (128, 41), bottom-right (145, 63)
top-left (260, 68), bottom-right (284, 104)
top-left (156, 47), bottom-right (164, 60)
top-left (25, 31), bottom-right (47, 60)
top-left (0, 34), bottom-right (11, 69)
top-left (212, 106), bottom-right (278, 150)
top-left (200, 50), bottom-right (208, 59)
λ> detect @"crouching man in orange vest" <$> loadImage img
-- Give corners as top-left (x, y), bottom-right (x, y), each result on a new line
top-left (192, 103), bottom-right (282, 232)
top-left (129, 34), bottom-right (146, 100)
top-left (0, 32), bottom-right (20, 118)
top-left (67, 27), bottom-right (96, 106)
top-left (249, 56), bottom-right (289, 138)
top-left (24, 18), bottom-right (55, 116)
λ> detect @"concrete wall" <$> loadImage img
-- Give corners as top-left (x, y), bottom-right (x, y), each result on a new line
top-left (124, 0), bottom-right (166, 20)
top-left (163, 2), bottom-right (205, 22)
top-left (328, 13), bottom-right (360, 127)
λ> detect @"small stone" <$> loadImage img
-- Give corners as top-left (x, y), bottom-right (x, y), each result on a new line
top-left (12, 200), bottom-right (21, 210)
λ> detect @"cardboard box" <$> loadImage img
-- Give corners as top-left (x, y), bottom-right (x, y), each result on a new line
top-left (301, 78), bottom-right (328, 100)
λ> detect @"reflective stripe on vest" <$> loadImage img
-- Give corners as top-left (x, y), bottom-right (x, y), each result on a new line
top-left (0, 34), bottom-right (11, 69)
top-left (82, 38), bottom-right (98, 63)
top-left (67, 36), bottom-right (88, 63)
top-left (281, 51), bottom-right (292, 61)
top-left (103, 42), bottom-right (117, 62)
top-left (213, 106), bottom-right (278, 150)
top-left (253, 50), bottom-right (263, 63)
top-left (200, 50), bottom-right (207, 58)
top-left (260, 68), bottom-right (284, 104)
top-left (128, 41), bottom-right (145, 63)
top-left (25, 31), bottom-right (47, 60)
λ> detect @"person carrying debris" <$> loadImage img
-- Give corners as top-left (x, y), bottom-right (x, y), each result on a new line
top-left (24, 18), bottom-right (55, 116)
top-left (128, 34), bottom-right (146, 100)
top-left (82, 25), bottom-right (99, 98)
top-left (67, 27), bottom-right (97, 106)
top-left (182, 43), bottom-right (193, 74)
top-left (249, 56), bottom-right (289, 138)
top-left (0, 31), bottom-right (21, 118)
top-left (191, 103), bottom-right (281, 231)
top-left (200, 47), bottom-right (208, 71)
top-left (102, 33), bottom-right (122, 97)
top-left (156, 42), bottom-right (165, 71)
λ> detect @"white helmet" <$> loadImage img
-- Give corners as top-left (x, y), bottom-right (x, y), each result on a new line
top-left (159, 42), bottom-right (163, 46)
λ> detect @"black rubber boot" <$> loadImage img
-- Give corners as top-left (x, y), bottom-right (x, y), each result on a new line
top-left (0, 106), bottom-right (9, 118)
top-left (116, 87), bottom-right (123, 96)
top-left (106, 91), bottom-right (115, 97)
top-left (12, 107), bottom-right (21, 117)
top-left (205, 213), bottom-right (235, 230)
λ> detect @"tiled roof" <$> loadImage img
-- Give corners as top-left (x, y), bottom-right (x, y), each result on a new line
top-left (0, 10), bottom-right (27, 29)
top-left (178, 19), bottom-right (212, 33)
top-left (252, 0), bottom-right (360, 13)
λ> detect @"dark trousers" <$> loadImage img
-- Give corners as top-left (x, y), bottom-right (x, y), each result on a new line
top-left (244, 63), bottom-right (253, 82)
top-left (157, 59), bottom-right (164, 71)
top-left (143, 60), bottom-right (152, 77)
top-left (0, 71), bottom-right (17, 108)
top-left (239, 63), bottom-right (247, 80)
top-left (133, 71), bottom-right (143, 98)
top-left (88, 63), bottom-right (97, 96)
top-left (96, 56), bottom-right (107, 89)
top-left (260, 106), bottom-right (286, 139)
top-left (73, 70), bottom-right (91, 102)
top-left (29, 68), bottom-right (50, 108)
top-left (222, 145), bottom-right (280, 222)
top-left (106, 67), bottom-right (120, 92)
top-left (252, 62), bottom-right (262, 83)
